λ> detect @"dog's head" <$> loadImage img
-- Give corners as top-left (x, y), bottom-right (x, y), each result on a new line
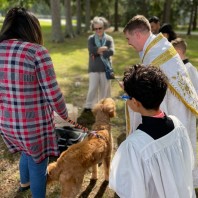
top-left (92, 98), bottom-right (116, 118)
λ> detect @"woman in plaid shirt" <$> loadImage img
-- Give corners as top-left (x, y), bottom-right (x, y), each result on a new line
top-left (0, 7), bottom-right (68, 197)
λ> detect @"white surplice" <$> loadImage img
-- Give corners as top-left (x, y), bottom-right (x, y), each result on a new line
top-left (185, 61), bottom-right (198, 94)
top-left (109, 116), bottom-right (195, 198)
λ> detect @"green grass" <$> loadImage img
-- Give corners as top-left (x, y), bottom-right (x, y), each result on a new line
top-left (0, 21), bottom-right (198, 197)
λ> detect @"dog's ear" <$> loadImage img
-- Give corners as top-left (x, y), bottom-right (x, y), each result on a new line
top-left (103, 104), bottom-right (116, 118)
top-left (101, 98), bottom-right (116, 118)
top-left (92, 103), bottom-right (103, 116)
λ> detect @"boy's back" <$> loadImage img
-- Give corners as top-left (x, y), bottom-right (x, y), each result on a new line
top-left (110, 64), bottom-right (195, 197)
top-left (109, 115), bottom-right (195, 198)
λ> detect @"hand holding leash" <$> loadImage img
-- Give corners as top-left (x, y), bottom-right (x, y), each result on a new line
top-left (114, 77), bottom-right (124, 89)
top-left (65, 117), bottom-right (88, 132)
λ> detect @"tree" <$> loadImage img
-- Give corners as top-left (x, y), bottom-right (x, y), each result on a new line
top-left (162, 0), bottom-right (172, 23)
top-left (85, 0), bottom-right (90, 32)
top-left (64, 0), bottom-right (75, 38)
top-left (76, 0), bottom-right (82, 35)
top-left (50, 0), bottom-right (64, 42)
top-left (114, 0), bottom-right (119, 31)
top-left (192, 0), bottom-right (198, 30)
top-left (187, 0), bottom-right (196, 35)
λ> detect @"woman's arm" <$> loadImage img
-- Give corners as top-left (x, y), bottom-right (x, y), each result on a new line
top-left (103, 36), bottom-right (115, 59)
top-left (35, 46), bottom-right (68, 120)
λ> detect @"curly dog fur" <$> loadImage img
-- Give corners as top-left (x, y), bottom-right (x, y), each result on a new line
top-left (47, 98), bottom-right (116, 198)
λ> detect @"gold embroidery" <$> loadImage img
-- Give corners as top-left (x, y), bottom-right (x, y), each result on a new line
top-left (168, 84), bottom-right (198, 116)
top-left (143, 35), bottom-right (198, 116)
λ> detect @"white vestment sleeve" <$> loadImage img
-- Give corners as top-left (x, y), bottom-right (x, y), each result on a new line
top-left (185, 62), bottom-right (198, 94)
top-left (109, 141), bottom-right (146, 198)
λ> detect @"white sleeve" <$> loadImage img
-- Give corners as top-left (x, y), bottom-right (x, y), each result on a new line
top-left (186, 64), bottom-right (198, 94)
top-left (109, 141), bottom-right (146, 198)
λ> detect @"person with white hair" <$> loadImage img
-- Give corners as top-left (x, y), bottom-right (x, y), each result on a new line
top-left (84, 16), bottom-right (115, 112)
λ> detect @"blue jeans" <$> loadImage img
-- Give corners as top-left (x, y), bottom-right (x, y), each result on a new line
top-left (19, 152), bottom-right (48, 198)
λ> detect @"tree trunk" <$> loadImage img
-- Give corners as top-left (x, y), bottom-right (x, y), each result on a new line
top-left (50, 0), bottom-right (64, 42)
top-left (76, 0), bottom-right (82, 35)
top-left (162, 0), bottom-right (172, 23)
top-left (114, 0), bottom-right (119, 31)
top-left (192, 0), bottom-right (197, 30)
top-left (139, 0), bottom-right (148, 16)
top-left (187, 1), bottom-right (194, 35)
top-left (85, 0), bottom-right (90, 32)
top-left (64, 0), bottom-right (74, 38)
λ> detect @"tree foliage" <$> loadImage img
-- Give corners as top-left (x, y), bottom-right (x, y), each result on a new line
top-left (0, 0), bottom-right (197, 39)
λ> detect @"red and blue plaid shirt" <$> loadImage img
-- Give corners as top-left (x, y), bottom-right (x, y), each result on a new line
top-left (0, 39), bottom-right (68, 163)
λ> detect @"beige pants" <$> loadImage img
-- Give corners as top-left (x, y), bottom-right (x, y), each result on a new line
top-left (84, 72), bottom-right (111, 109)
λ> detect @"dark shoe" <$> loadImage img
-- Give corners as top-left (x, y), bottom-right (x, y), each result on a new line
top-left (17, 185), bottom-right (30, 192)
top-left (83, 108), bottom-right (92, 112)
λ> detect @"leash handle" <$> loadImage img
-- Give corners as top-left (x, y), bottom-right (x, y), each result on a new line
top-left (65, 117), bottom-right (88, 132)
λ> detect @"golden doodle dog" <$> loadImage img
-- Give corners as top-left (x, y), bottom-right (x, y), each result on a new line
top-left (47, 98), bottom-right (116, 198)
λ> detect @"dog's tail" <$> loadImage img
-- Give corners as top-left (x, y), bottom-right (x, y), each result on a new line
top-left (47, 162), bottom-right (61, 183)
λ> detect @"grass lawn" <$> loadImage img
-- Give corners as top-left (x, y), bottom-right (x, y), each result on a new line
top-left (0, 21), bottom-right (198, 197)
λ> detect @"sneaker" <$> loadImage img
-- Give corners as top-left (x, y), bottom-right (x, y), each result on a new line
top-left (83, 108), bottom-right (92, 112)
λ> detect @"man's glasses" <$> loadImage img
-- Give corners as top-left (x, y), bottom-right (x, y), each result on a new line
top-left (120, 94), bottom-right (132, 101)
top-left (94, 27), bottom-right (103, 31)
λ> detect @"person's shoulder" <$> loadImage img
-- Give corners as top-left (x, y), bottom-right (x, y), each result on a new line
top-left (168, 115), bottom-right (188, 135)
top-left (20, 42), bottom-right (50, 59)
top-left (88, 34), bottom-right (95, 40)
top-left (122, 130), bottom-right (153, 151)
top-left (19, 41), bottom-right (46, 51)
top-left (185, 61), bottom-right (197, 70)
top-left (105, 34), bottom-right (114, 40)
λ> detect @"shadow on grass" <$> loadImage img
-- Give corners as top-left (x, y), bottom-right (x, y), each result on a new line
top-left (78, 179), bottom-right (97, 198)
top-left (78, 179), bottom-right (111, 198)
top-left (94, 180), bottom-right (109, 198)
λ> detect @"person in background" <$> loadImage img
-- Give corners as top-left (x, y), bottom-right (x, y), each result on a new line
top-left (109, 64), bottom-right (195, 198)
top-left (84, 16), bottom-right (115, 112)
top-left (171, 38), bottom-right (198, 94)
top-left (0, 7), bottom-right (69, 198)
top-left (159, 23), bottom-right (177, 42)
top-left (149, 16), bottom-right (160, 35)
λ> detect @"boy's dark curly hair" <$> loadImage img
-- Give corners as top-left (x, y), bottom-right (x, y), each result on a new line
top-left (123, 64), bottom-right (168, 110)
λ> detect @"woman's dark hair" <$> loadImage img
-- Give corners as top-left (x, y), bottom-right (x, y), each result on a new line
top-left (0, 7), bottom-right (43, 45)
top-left (159, 23), bottom-right (177, 42)
top-left (123, 64), bottom-right (168, 110)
